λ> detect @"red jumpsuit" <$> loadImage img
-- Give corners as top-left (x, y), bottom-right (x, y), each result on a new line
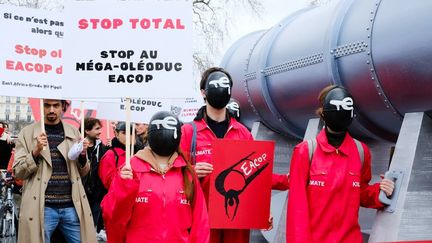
top-left (181, 117), bottom-right (289, 243)
top-left (287, 130), bottom-right (384, 243)
top-left (101, 148), bottom-right (210, 243)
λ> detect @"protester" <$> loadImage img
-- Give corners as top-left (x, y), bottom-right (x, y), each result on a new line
top-left (286, 85), bottom-right (395, 243)
top-left (6, 149), bottom-right (22, 215)
top-left (0, 121), bottom-right (14, 169)
top-left (13, 99), bottom-right (97, 243)
top-left (78, 117), bottom-right (108, 240)
top-left (134, 122), bottom-right (148, 151)
top-left (180, 67), bottom-right (288, 243)
top-left (101, 111), bottom-right (210, 242)
top-left (99, 121), bottom-right (130, 189)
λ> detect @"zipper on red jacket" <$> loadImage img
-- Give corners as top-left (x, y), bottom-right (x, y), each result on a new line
top-left (162, 174), bottom-right (166, 208)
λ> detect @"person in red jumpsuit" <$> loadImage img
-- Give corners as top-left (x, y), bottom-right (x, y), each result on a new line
top-left (286, 85), bottom-right (395, 243)
top-left (101, 111), bottom-right (210, 243)
top-left (181, 67), bottom-right (288, 243)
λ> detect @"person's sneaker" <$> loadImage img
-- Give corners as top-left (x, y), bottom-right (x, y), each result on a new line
top-left (96, 229), bottom-right (107, 241)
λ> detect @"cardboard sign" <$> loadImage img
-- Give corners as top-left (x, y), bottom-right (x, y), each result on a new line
top-left (208, 139), bottom-right (275, 229)
top-left (63, 0), bottom-right (194, 99)
top-left (0, 6), bottom-right (64, 98)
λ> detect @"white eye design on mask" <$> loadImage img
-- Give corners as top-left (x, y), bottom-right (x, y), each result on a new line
top-left (226, 102), bottom-right (240, 117)
top-left (151, 116), bottom-right (178, 139)
top-left (329, 97), bottom-right (354, 118)
top-left (208, 77), bottom-right (231, 95)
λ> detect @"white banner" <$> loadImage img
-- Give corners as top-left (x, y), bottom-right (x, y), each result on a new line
top-left (96, 97), bottom-right (203, 123)
top-left (70, 100), bottom-right (99, 111)
top-left (63, 0), bottom-right (194, 99)
top-left (0, 6), bottom-right (64, 98)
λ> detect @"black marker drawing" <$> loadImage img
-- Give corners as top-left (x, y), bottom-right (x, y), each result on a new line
top-left (215, 151), bottom-right (269, 221)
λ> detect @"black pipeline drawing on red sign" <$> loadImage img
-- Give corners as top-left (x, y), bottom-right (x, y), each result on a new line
top-left (208, 139), bottom-right (274, 229)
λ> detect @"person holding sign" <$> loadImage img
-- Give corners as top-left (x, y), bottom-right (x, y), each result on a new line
top-left (99, 121), bottom-right (134, 190)
top-left (286, 85), bottom-right (395, 243)
top-left (180, 67), bottom-right (288, 243)
top-left (101, 111), bottom-right (209, 243)
top-left (79, 118), bottom-right (109, 240)
top-left (13, 99), bottom-right (97, 243)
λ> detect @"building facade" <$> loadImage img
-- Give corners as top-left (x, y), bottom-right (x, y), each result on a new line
top-left (0, 96), bottom-right (34, 135)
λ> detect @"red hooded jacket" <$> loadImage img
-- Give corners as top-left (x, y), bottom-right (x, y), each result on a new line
top-left (287, 130), bottom-right (384, 243)
top-left (101, 148), bottom-right (210, 243)
top-left (99, 147), bottom-right (125, 190)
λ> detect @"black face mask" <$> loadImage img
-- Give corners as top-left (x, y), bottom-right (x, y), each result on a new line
top-left (147, 111), bottom-right (181, 156)
top-left (205, 71), bottom-right (232, 109)
top-left (322, 87), bottom-right (354, 132)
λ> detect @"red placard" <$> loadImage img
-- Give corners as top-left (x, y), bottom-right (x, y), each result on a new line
top-left (208, 139), bottom-right (274, 229)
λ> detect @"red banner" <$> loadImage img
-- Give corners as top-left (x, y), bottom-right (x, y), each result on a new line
top-left (208, 139), bottom-right (274, 229)
top-left (29, 98), bottom-right (114, 143)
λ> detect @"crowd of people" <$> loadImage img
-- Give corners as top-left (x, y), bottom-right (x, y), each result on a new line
top-left (3, 67), bottom-right (395, 243)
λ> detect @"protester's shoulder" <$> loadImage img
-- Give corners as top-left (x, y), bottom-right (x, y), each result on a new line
top-left (23, 122), bottom-right (39, 130)
top-left (181, 120), bottom-right (201, 137)
top-left (231, 119), bottom-right (252, 135)
top-left (130, 156), bottom-right (151, 172)
top-left (62, 121), bottom-right (79, 132)
top-left (18, 122), bottom-right (38, 136)
top-left (182, 119), bottom-right (201, 129)
top-left (294, 140), bottom-right (309, 150)
top-left (101, 148), bottom-right (115, 160)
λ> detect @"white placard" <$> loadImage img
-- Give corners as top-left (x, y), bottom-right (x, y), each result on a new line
top-left (96, 97), bottom-right (203, 123)
top-left (63, 0), bottom-right (194, 99)
top-left (0, 6), bottom-right (64, 98)
top-left (71, 100), bottom-right (99, 110)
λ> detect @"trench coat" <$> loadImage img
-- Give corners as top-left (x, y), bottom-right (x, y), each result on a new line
top-left (13, 121), bottom-right (97, 243)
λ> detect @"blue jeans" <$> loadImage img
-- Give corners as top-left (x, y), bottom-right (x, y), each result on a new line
top-left (44, 207), bottom-right (81, 243)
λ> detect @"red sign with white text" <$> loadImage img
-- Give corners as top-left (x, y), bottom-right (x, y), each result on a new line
top-left (208, 139), bottom-right (274, 229)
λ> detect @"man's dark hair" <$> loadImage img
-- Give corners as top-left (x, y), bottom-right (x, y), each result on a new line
top-left (60, 100), bottom-right (70, 112)
top-left (80, 117), bottom-right (102, 136)
top-left (199, 67), bottom-right (233, 90)
top-left (44, 99), bottom-right (70, 112)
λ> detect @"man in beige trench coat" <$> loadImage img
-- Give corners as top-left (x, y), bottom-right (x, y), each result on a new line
top-left (13, 99), bottom-right (97, 243)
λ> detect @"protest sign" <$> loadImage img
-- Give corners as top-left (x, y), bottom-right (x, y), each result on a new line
top-left (96, 97), bottom-right (203, 123)
top-left (0, 6), bottom-right (64, 98)
top-left (208, 139), bottom-right (275, 229)
top-left (63, 0), bottom-right (194, 99)
top-left (70, 100), bottom-right (99, 111)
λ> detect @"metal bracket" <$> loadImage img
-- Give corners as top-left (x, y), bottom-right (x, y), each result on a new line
top-left (379, 170), bottom-right (404, 213)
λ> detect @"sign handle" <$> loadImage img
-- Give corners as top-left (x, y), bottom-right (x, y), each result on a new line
top-left (80, 101), bottom-right (85, 139)
top-left (125, 98), bottom-right (131, 168)
top-left (106, 120), bottom-right (111, 144)
top-left (40, 99), bottom-right (46, 150)
top-left (131, 123), bottom-right (136, 155)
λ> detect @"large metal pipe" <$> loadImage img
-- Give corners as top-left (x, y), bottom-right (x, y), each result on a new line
top-left (221, 0), bottom-right (432, 141)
